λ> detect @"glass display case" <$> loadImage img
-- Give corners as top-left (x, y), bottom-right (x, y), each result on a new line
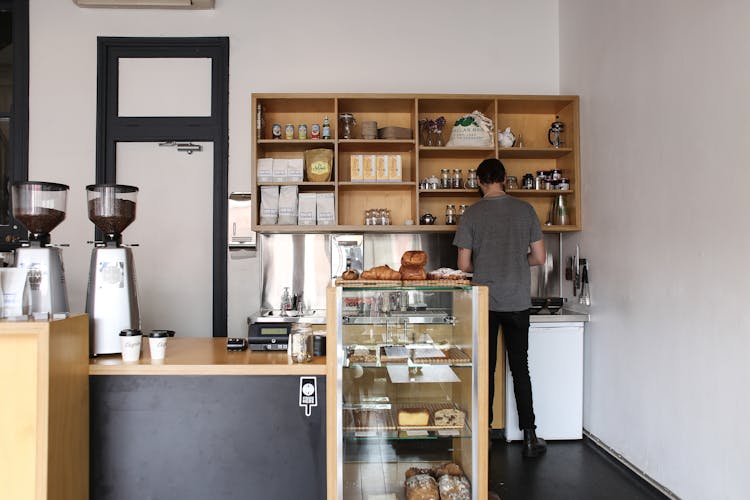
top-left (327, 283), bottom-right (488, 500)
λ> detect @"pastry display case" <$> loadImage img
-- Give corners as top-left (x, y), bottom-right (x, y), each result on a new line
top-left (326, 284), bottom-right (489, 500)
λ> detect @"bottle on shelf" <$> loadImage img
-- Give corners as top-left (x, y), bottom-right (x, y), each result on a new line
top-left (322, 116), bottom-right (331, 139)
top-left (256, 104), bottom-right (265, 140)
top-left (280, 287), bottom-right (293, 316)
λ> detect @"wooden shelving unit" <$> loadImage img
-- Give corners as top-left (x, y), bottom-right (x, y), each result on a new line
top-left (251, 93), bottom-right (581, 233)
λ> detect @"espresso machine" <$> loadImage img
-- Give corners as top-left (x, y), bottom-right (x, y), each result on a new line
top-left (85, 184), bottom-right (140, 356)
top-left (12, 181), bottom-right (70, 315)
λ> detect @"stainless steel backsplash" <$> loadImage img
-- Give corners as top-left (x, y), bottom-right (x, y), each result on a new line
top-left (259, 232), bottom-right (560, 313)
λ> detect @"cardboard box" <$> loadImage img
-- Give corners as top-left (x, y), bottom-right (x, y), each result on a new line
top-left (362, 155), bottom-right (377, 182)
top-left (376, 155), bottom-right (388, 181)
top-left (350, 155), bottom-right (364, 182)
top-left (388, 155), bottom-right (402, 182)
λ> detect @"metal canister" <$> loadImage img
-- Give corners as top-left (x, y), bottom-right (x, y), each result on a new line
top-left (522, 173), bottom-right (534, 189)
top-left (284, 124), bottom-right (295, 140)
top-left (535, 171), bottom-right (545, 190)
top-left (271, 123), bottom-right (282, 139)
top-left (298, 124), bottom-right (308, 140)
top-left (310, 124), bottom-right (321, 139)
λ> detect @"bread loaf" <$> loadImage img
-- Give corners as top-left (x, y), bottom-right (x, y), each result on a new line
top-left (401, 250), bottom-right (427, 267)
top-left (399, 264), bottom-right (427, 281)
top-left (437, 474), bottom-right (471, 500)
top-left (433, 409), bottom-right (465, 428)
top-left (398, 408), bottom-right (430, 426)
top-left (405, 473), bottom-right (439, 500)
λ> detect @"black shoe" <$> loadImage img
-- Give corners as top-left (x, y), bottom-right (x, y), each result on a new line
top-left (522, 428), bottom-right (547, 458)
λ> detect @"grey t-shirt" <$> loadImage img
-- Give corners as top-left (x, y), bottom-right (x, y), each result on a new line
top-left (453, 195), bottom-right (543, 311)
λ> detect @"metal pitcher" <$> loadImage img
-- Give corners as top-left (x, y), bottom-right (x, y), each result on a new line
top-left (551, 194), bottom-right (569, 225)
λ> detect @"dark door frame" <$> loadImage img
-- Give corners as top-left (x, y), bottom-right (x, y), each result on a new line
top-left (96, 36), bottom-right (229, 337)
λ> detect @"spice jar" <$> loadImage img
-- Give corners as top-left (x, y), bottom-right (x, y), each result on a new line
top-left (445, 204), bottom-right (457, 225)
top-left (452, 169), bottom-right (463, 189)
top-left (440, 169), bottom-right (451, 189)
top-left (465, 168), bottom-right (478, 189)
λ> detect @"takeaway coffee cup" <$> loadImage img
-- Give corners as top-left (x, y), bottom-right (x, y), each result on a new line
top-left (119, 329), bottom-right (142, 363)
top-left (148, 330), bottom-right (171, 360)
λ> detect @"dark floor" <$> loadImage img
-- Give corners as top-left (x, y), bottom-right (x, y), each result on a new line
top-left (489, 437), bottom-right (668, 500)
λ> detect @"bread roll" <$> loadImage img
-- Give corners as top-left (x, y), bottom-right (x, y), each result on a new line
top-left (399, 264), bottom-right (427, 280)
top-left (437, 474), bottom-right (471, 500)
top-left (401, 250), bottom-right (427, 267)
top-left (405, 473), bottom-right (439, 500)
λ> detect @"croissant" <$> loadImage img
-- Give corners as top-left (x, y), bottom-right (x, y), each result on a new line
top-left (399, 264), bottom-right (427, 280)
top-left (361, 264), bottom-right (401, 280)
top-left (401, 250), bottom-right (427, 267)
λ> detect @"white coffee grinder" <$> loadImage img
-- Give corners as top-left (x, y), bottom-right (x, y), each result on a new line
top-left (85, 184), bottom-right (140, 356)
top-left (12, 181), bottom-right (70, 315)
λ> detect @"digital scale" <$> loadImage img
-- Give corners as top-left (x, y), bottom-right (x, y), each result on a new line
top-left (248, 322), bottom-right (291, 351)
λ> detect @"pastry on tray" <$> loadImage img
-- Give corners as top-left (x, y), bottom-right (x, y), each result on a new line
top-left (433, 408), bottom-right (466, 428)
top-left (427, 267), bottom-right (469, 280)
top-left (360, 264), bottom-right (401, 280)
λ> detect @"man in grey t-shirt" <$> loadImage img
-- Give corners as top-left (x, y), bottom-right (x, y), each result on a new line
top-left (453, 158), bottom-right (548, 458)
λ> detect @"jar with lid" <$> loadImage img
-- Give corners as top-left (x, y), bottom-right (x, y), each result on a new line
top-left (427, 176), bottom-right (440, 189)
top-left (522, 173), bottom-right (534, 189)
top-left (381, 208), bottom-right (390, 225)
top-left (559, 178), bottom-right (570, 190)
top-left (452, 169), bottom-right (463, 189)
top-left (505, 175), bottom-right (519, 190)
top-left (551, 169), bottom-right (562, 181)
top-left (535, 171), bottom-right (546, 190)
top-left (288, 323), bottom-right (312, 363)
top-left (364, 209), bottom-right (373, 225)
top-left (445, 204), bottom-right (457, 225)
top-left (465, 168), bottom-right (478, 189)
top-left (440, 168), bottom-right (451, 189)
top-left (458, 203), bottom-right (468, 222)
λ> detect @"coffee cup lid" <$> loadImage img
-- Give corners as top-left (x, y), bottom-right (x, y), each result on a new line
top-left (149, 330), bottom-right (174, 338)
top-left (120, 329), bottom-right (142, 337)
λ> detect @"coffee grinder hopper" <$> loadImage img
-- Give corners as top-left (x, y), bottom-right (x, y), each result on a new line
top-left (86, 184), bottom-right (138, 245)
top-left (12, 181), bottom-right (69, 246)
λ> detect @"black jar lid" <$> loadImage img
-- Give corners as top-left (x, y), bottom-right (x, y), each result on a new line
top-left (149, 330), bottom-right (175, 338)
top-left (119, 329), bottom-right (142, 337)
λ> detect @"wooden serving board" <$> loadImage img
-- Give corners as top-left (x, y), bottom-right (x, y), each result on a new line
top-left (335, 278), bottom-right (403, 287)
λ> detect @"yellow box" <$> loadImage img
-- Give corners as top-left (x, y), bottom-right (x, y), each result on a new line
top-left (376, 155), bottom-right (388, 181)
top-left (388, 155), bottom-right (402, 182)
top-left (350, 155), bottom-right (363, 182)
top-left (363, 155), bottom-right (377, 181)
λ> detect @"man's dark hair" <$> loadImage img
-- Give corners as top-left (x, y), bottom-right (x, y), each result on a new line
top-left (476, 158), bottom-right (506, 184)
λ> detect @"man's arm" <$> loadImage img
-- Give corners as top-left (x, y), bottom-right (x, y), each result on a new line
top-left (457, 247), bottom-right (473, 273)
top-left (528, 239), bottom-right (546, 266)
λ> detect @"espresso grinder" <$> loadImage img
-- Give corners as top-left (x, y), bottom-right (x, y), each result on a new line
top-left (11, 181), bottom-right (70, 315)
top-left (85, 184), bottom-right (140, 355)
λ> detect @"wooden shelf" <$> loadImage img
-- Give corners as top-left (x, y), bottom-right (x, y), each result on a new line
top-left (498, 147), bottom-right (573, 159)
top-left (251, 93), bottom-right (581, 233)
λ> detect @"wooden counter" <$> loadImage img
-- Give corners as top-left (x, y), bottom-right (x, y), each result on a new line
top-left (89, 337), bottom-right (326, 376)
top-left (0, 315), bottom-right (89, 500)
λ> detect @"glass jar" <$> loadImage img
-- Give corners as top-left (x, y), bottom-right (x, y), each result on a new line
top-left (452, 169), bottom-right (462, 189)
top-left (559, 178), bottom-right (570, 190)
top-left (506, 175), bottom-right (519, 190)
top-left (458, 203), bottom-right (468, 222)
top-left (288, 323), bottom-right (312, 363)
top-left (440, 169), bottom-right (451, 189)
top-left (465, 169), bottom-right (478, 189)
top-left (445, 204), bottom-right (457, 225)
top-left (522, 173), bottom-right (535, 189)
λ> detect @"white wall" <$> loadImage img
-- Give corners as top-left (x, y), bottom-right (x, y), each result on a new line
top-left (560, 1), bottom-right (750, 498)
top-left (28, 0), bottom-right (559, 337)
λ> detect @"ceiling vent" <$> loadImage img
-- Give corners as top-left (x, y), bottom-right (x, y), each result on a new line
top-left (73, 0), bottom-right (214, 9)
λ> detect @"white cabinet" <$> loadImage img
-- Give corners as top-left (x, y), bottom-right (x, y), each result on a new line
top-left (505, 322), bottom-right (584, 441)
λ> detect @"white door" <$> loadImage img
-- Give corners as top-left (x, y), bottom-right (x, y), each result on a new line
top-left (116, 142), bottom-right (213, 337)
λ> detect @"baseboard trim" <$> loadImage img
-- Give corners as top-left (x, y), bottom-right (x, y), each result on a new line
top-left (583, 429), bottom-right (679, 499)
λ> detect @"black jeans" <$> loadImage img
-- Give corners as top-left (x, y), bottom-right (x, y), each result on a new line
top-left (488, 309), bottom-right (536, 431)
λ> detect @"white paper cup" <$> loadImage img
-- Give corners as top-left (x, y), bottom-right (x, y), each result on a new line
top-left (119, 329), bottom-right (142, 363)
top-left (148, 334), bottom-right (168, 360)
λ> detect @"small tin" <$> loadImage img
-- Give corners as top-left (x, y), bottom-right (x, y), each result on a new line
top-left (271, 124), bottom-right (282, 139)
top-left (284, 124), bottom-right (295, 140)
top-left (298, 124), bottom-right (308, 140)
top-left (310, 123), bottom-right (321, 139)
